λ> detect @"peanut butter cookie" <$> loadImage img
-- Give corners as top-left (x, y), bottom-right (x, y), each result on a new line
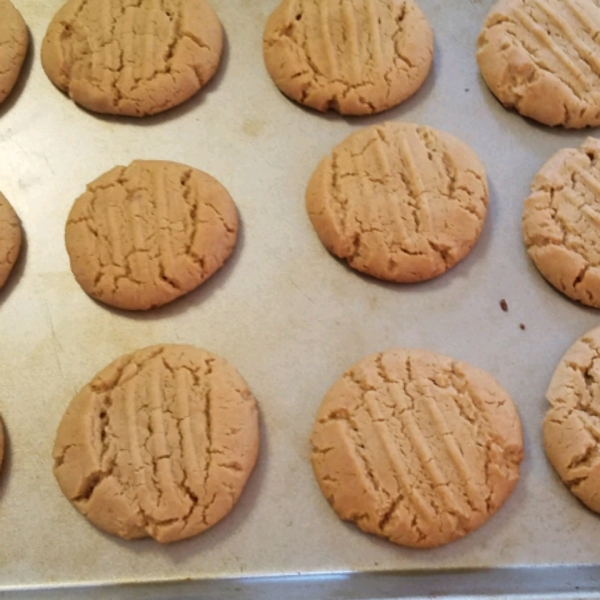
top-left (544, 326), bottom-right (600, 513)
top-left (0, 191), bottom-right (22, 291)
top-left (263, 0), bottom-right (433, 115)
top-left (65, 160), bottom-right (238, 311)
top-left (0, 0), bottom-right (28, 105)
top-left (41, 0), bottom-right (223, 116)
top-left (311, 349), bottom-right (524, 548)
top-left (53, 344), bottom-right (260, 543)
top-left (477, 0), bottom-right (600, 128)
top-left (522, 137), bottom-right (600, 308)
top-left (306, 122), bottom-right (489, 282)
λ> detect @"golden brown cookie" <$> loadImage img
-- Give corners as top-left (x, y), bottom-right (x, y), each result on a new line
top-left (0, 0), bottom-right (28, 105)
top-left (41, 0), bottom-right (223, 116)
top-left (311, 349), bottom-right (524, 548)
top-left (522, 138), bottom-right (600, 308)
top-left (263, 0), bottom-right (433, 115)
top-left (53, 344), bottom-right (260, 543)
top-left (543, 326), bottom-right (600, 513)
top-left (0, 191), bottom-right (22, 291)
top-left (65, 160), bottom-right (238, 311)
top-left (306, 122), bottom-right (489, 282)
top-left (477, 0), bottom-right (600, 128)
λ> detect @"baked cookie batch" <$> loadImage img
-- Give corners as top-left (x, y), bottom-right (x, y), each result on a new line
top-left (0, 0), bottom-right (599, 549)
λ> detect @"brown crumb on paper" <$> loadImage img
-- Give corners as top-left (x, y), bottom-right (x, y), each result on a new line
top-left (520, 324), bottom-right (526, 331)
top-left (500, 299), bottom-right (508, 312)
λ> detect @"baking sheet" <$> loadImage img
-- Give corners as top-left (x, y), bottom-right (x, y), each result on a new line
top-left (1, 0), bottom-right (600, 595)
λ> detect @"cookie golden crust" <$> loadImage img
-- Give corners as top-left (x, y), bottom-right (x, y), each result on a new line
top-left (41, 0), bottom-right (223, 117)
top-left (65, 160), bottom-right (238, 311)
top-left (543, 327), bottom-right (600, 513)
top-left (0, 191), bottom-right (22, 291)
top-left (53, 344), bottom-right (260, 543)
top-left (477, 0), bottom-right (600, 128)
top-left (311, 349), bottom-right (524, 548)
top-left (306, 122), bottom-right (489, 283)
top-left (262, 0), bottom-right (433, 115)
top-left (0, 0), bottom-right (28, 105)
top-left (522, 138), bottom-right (600, 308)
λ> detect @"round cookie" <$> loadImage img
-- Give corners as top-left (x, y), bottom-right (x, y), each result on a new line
top-left (477, 0), bottom-right (600, 128)
top-left (53, 344), bottom-right (260, 543)
top-left (0, 0), bottom-right (28, 106)
top-left (41, 0), bottom-right (223, 117)
top-left (306, 122), bottom-right (489, 282)
top-left (65, 160), bottom-right (238, 311)
top-left (0, 191), bottom-right (22, 291)
top-left (543, 326), bottom-right (600, 513)
top-left (311, 349), bottom-right (524, 548)
top-left (263, 0), bottom-right (433, 115)
top-left (522, 137), bottom-right (600, 308)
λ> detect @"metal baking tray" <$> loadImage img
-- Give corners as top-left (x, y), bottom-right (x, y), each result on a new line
top-left (1, 0), bottom-right (600, 597)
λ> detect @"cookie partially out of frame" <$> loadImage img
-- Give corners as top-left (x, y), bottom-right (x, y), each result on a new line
top-left (544, 326), bottom-right (600, 513)
top-left (0, 416), bottom-right (5, 473)
top-left (41, 0), bottom-right (223, 116)
top-left (65, 160), bottom-right (238, 311)
top-left (311, 349), bottom-right (524, 548)
top-left (306, 122), bottom-right (489, 282)
top-left (53, 344), bottom-right (260, 543)
top-left (263, 0), bottom-right (433, 115)
top-left (0, 191), bottom-right (22, 291)
top-left (477, 0), bottom-right (600, 128)
top-left (0, 0), bottom-right (28, 105)
top-left (522, 137), bottom-right (600, 308)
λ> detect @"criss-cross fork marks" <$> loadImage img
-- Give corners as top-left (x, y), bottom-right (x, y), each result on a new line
top-left (311, 350), bottom-right (523, 548)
